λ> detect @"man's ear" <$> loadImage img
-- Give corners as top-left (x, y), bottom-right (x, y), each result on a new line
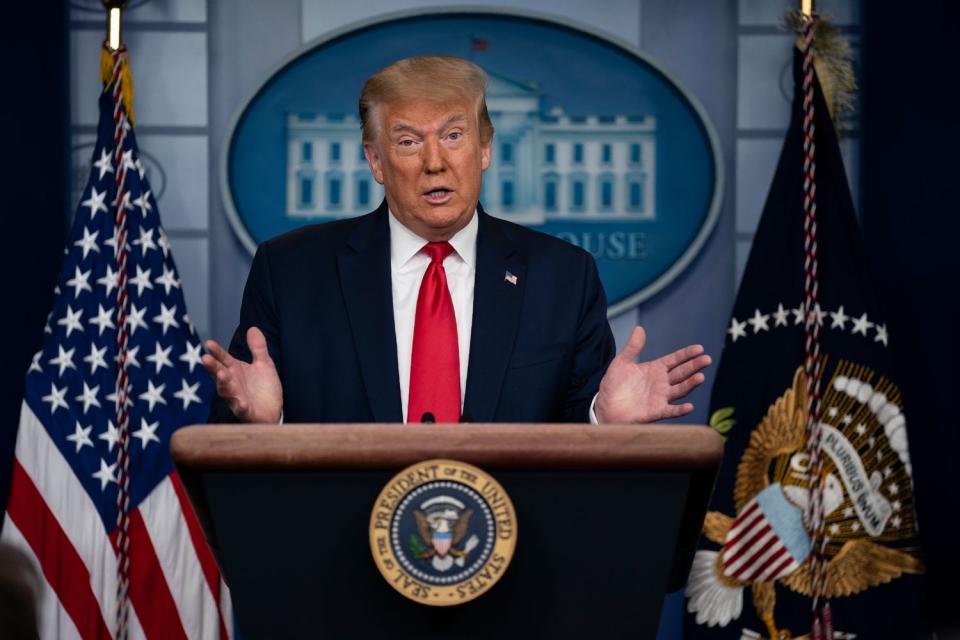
top-left (364, 142), bottom-right (385, 184)
top-left (480, 136), bottom-right (492, 172)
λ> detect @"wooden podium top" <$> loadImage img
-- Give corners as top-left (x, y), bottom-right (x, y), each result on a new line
top-left (170, 423), bottom-right (722, 471)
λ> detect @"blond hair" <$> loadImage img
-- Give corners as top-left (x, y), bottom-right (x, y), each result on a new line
top-left (359, 55), bottom-right (494, 144)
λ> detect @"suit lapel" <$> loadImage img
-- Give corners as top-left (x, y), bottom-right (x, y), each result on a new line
top-left (463, 210), bottom-right (527, 422)
top-left (337, 205), bottom-right (403, 422)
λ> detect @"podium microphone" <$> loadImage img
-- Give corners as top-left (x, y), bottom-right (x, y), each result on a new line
top-left (421, 412), bottom-right (436, 423)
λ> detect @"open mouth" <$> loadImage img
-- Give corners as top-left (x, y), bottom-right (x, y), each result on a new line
top-left (423, 188), bottom-right (453, 203)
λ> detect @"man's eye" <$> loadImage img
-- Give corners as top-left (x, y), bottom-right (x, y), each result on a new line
top-left (399, 139), bottom-right (415, 147)
top-left (448, 132), bottom-right (462, 141)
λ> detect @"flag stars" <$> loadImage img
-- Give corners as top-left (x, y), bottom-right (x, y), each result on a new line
top-left (806, 303), bottom-right (825, 328)
top-left (133, 190), bottom-right (153, 218)
top-left (179, 342), bottom-right (203, 373)
top-left (888, 482), bottom-right (899, 495)
top-left (66, 266), bottom-right (93, 298)
top-left (843, 506), bottom-right (855, 518)
top-left (138, 380), bottom-right (167, 412)
top-left (827, 406), bottom-right (838, 418)
top-left (106, 384), bottom-right (133, 411)
top-left (792, 304), bottom-right (806, 326)
top-left (146, 343), bottom-right (173, 374)
top-left (104, 226), bottom-right (124, 256)
top-left (153, 303), bottom-right (180, 335)
top-left (28, 351), bottom-right (42, 374)
top-left (173, 379), bottom-right (201, 410)
top-left (121, 344), bottom-right (141, 369)
top-left (890, 515), bottom-right (902, 529)
top-left (89, 304), bottom-right (116, 336)
top-left (81, 186), bottom-right (108, 218)
top-left (129, 265), bottom-right (154, 297)
top-left (747, 309), bottom-right (770, 334)
top-left (154, 265), bottom-right (181, 296)
top-left (74, 382), bottom-right (101, 414)
top-left (773, 303), bottom-right (790, 327)
top-left (841, 414), bottom-right (853, 425)
top-left (114, 191), bottom-right (133, 213)
top-left (829, 305), bottom-right (849, 330)
top-left (83, 343), bottom-right (108, 374)
top-left (73, 228), bottom-right (101, 260)
top-left (97, 264), bottom-right (119, 297)
top-left (851, 312), bottom-right (874, 337)
top-left (876, 449), bottom-right (885, 462)
top-left (57, 305), bottom-right (84, 337)
top-left (727, 317), bottom-right (747, 343)
top-left (882, 466), bottom-right (893, 478)
top-left (132, 418), bottom-right (161, 449)
top-left (93, 148), bottom-right (113, 180)
top-left (42, 383), bottom-right (70, 414)
top-left (850, 521), bottom-right (861, 532)
top-left (132, 226), bottom-right (157, 256)
top-left (891, 500), bottom-right (902, 511)
top-left (874, 324), bottom-right (889, 347)
top-left (66, 421), bottom-right (94, 453)
top-left (49, 345), bottom-right (77, 377)
top-left (92, 458), bottom-right (118, 491)
top-left (829, 523), bottom-right (840, 535)
top-left (121, 149), bottom-right (137, 174)
top-left (125, 303), bottom-right (149, 336)
top-left (157, 229), bottom-right (171, 257)
top-left (99, 420), bottom-right (119, 453)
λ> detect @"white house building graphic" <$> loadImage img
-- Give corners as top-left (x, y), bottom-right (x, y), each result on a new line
top-left (285, 71), bottom-right (657, 223)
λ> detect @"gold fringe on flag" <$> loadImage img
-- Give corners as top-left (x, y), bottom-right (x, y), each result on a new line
top-left (786, 10), bottom-right (857, 129)
top-left (99, 45), bottom-right (136, 124)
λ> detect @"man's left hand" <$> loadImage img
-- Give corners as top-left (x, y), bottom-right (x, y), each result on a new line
top-left (594, 326), bottom-right (711, 424)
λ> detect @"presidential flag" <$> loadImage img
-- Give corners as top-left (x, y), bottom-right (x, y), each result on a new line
top-left (684, 19), bottom-right (924, 640)
top-left (0, 44), bottom-right (232, 638)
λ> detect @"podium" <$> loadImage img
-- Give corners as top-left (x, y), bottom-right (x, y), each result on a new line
top-left (171, 423), bottom-right (722, 639)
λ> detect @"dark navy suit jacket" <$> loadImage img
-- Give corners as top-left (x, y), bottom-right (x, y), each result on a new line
top-left (209, 203), bottom-right (615, 423)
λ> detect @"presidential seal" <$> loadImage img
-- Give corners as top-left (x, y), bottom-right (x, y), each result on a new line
top-left (369, 459), bottom-right (517, 606)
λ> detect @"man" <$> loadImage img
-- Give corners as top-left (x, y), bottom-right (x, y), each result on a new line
top-left (204, 56), bottom-right (710, 424)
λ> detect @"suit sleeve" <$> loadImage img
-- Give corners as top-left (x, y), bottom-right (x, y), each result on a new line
top-left (207, 241), bottom-right (284, 423)
top-left (559, 252), bottom-right (615, 422)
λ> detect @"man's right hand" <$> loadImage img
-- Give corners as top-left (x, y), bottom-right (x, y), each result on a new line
top-left (202, 326), bottom-right (283, 423)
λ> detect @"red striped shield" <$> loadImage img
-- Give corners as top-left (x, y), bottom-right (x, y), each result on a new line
top-left (721, 498), bottom-right (802, 583)
top-left (432, 532), bottom-right (453, 556)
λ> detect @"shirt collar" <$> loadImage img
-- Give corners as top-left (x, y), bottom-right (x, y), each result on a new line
top-left (388, 209), bottom-right (478, 270)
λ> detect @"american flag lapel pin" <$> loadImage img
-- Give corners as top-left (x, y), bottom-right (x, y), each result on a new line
top-left (504, 270), bottom-right (518, 285)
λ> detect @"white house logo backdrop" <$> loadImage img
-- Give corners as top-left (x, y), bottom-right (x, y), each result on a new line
top-left (222, 11), bottom-right (722, 313)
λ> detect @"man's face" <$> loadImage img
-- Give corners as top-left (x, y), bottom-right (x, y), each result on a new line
top-left (364, 99), bottom-right (491, 241)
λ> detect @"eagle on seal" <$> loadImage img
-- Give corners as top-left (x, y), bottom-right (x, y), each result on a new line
top-left (414, 508), bottom-right (473, 559)
top-left (686, 367), bottom-right (923, 640)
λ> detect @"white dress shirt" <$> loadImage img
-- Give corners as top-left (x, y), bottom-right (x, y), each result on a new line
top-left (389, 210), bottom-right (476, 423)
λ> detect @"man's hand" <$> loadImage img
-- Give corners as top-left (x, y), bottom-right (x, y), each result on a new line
top-left (594, 326), bottom-right (711, 424)
top-left (202, 326), bottom-right (283, 423)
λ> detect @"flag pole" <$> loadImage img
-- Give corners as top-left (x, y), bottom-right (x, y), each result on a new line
top-left (801, 0), bottom-right (815, 18)
top-left (103, 0), bottom-right (127, 51)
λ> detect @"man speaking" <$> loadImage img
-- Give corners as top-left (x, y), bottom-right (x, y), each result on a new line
top-left (203, 56), bottom-right (710, 425)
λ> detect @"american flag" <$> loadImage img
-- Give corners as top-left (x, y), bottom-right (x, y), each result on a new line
top-left (0, 44), bottom-right (232, 638)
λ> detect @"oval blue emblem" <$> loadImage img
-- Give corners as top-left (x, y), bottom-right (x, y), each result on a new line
top-left (222, 10), bottom-right (722, 313)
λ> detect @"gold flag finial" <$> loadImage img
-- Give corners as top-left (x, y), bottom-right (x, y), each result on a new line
top-left (801, 0), bottom-right (816, 18)
top-left (103, 0), bottom-right (128, 51)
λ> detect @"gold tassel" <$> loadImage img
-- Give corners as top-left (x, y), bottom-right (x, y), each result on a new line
top-left (785, 10), bottom-right (857, 130)
top-left (98, 45), bottom-right (136, 125)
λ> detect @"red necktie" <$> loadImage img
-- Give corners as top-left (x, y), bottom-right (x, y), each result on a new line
top-left (408, 242), bottom-right (460, 423)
